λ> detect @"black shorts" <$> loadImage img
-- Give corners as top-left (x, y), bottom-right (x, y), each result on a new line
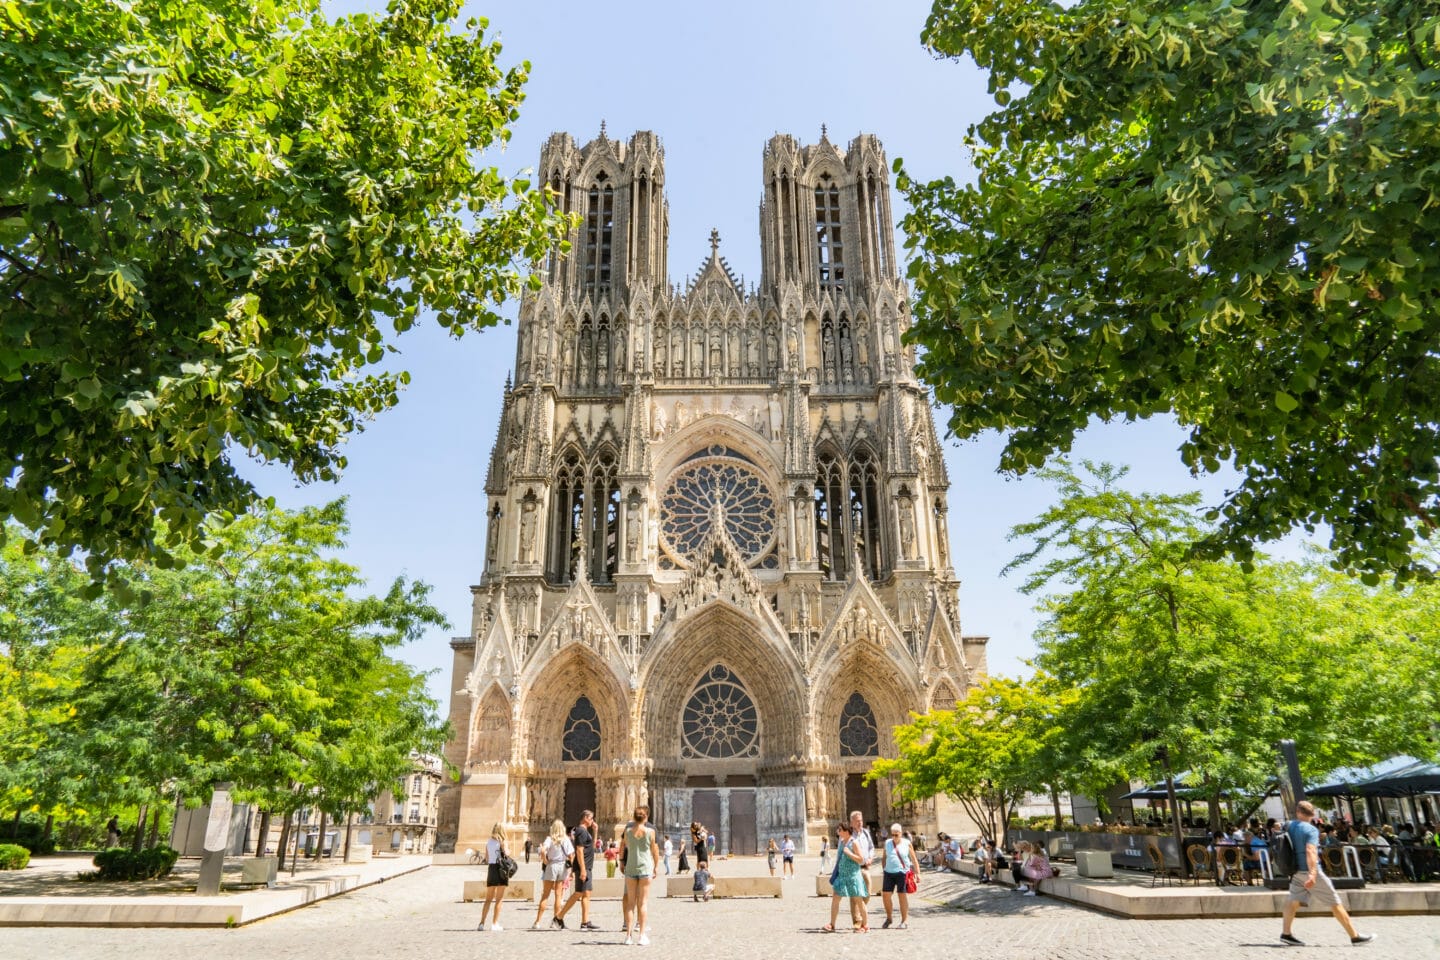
top-left (883, 870), bottom-right (908, 893)
top-left (486, 863), bottom-right (508, 887)
top-left (782, 855), bottom-right (794, 863)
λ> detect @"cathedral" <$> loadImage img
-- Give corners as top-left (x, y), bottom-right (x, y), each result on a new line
top-left (439, 127), bottom-right (986, 855)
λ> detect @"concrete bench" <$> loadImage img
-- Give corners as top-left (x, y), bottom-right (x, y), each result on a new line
top-left (814, 871), bottom-right (882, 897)
top-left (1076, 850), bottom-right (1114, 878)
top-left (665, 876), bottom-right (782, 898)
top-left (462, 879), bottom-right (534, 901)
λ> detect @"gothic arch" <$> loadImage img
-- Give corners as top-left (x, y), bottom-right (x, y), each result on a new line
top-left (654, 414), bottom-right (783, 482)
top-left (522, 644), bottom-right (629, 766)
top-left (813, 643), bottom-right (919, 762)
top-left (928, 679), bottom-right (960, 713)
top-left (640, 604), bottom-right (805, 763)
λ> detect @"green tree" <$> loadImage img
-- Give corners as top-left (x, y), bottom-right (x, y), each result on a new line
top-left (899, 0), bottom-right (1440, 582)
top-left (869, 675), bottom-right (1055, 844)
top-left (55, 500), bottom-right (447, 840)
top-left (0, 0), bottom-right (570, 574)
top-left (1010, 462), bottom-right (1438, 842)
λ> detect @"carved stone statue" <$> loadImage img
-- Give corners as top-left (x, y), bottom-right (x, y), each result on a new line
top-left (747, 334), bottom-right (760, 372)
top-left (518, 498), bottom-right (537, 562)
top-left (784, 323), bottom-right (798, 370)
top-left (625, 504), bottom-right (642, 561)
top-left (897, 497), bottom-right (916, 561)
top-left (794, 497), bottom-right (812, 562)
top-left (651, 402), bottom-right (668, 439)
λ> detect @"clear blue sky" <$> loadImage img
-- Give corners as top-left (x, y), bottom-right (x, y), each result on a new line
top-left (251, 0), bottom-right (1267, 706)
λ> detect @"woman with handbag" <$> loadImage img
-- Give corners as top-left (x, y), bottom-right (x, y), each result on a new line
top-left (823, 821), bottom-right (870, 933)
top-left (880, 822), bottom-right (920, 929)
top-left (479, 822), bottom-right (514, 931)
top-left (532, 819), bottom-right (574, 929)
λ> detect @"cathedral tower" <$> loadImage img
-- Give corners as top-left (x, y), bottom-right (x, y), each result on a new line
top-left (441, 128), bottom-right (986, 855)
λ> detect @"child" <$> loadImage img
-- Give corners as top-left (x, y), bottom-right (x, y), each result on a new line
top-left (692, 864), bottom-right (714, 902)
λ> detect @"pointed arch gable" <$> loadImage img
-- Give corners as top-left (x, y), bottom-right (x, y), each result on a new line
top-left (522, 643), bottom-right (629, 765)
top-left (639, 604), bottom-right (806, 761)
top-left (471, 681), bottom-right (513, 764)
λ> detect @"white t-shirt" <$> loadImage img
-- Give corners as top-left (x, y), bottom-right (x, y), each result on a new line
top-left (852, 826), bottom-right (874, 866)
top-left (781, 838), bottom-right (795, 857)
top-left (486, 838), bottom-right (504, 865)
top-left (663, 838), bottom-right (673, 856)
top-left (543, 836), bottom-right (574, 863)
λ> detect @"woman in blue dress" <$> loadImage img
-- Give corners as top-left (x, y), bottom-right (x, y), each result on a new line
top-left (823, 821), bottom-right (870, 932)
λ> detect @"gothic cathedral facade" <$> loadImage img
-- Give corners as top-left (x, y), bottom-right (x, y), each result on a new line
top-left (440, 128), bottom-right (986, 854)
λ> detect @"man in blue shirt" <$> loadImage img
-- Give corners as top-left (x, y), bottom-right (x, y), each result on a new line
top-left (1280, 801), bottom-right (1374, 947)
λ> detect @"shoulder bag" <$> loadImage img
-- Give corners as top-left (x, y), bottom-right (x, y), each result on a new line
top-left (499, 842), bottom-right (519, 879)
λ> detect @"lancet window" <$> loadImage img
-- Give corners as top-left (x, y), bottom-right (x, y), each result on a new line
top-left (584, 178), bottom-right (615, 292)
top-left (813, 446), bottom-right (886, 581)
top-left (815, 179), bottom-right (844, 290)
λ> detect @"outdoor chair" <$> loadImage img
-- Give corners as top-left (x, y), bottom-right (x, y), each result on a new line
top-left (1145, 844), bottom-right (1177, 887)
top-left (1356, 847), bottom-right (1381, 883)
top-left (1186, 845), bottom-right (1215, 886)
top-left (1322, 846), bottom-right (1347, 877)
top-left (1216, 846), bottom-right (1246, 885)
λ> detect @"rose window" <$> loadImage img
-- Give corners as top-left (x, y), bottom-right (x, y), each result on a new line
top-left (660, 447), bottom-right (776, 565)
top-left (681, 665), bottom-right (760, 759)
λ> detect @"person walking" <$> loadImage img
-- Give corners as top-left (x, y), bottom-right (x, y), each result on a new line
top-left (677, 834), bottom-right (690, 874)
top-left (105, 816), bottom-right (121, 849)
top-left (662, 834), bottom-right (673, 875)
top-left (849, 810), bottom-right (875, 899)
top-left (823, 821), bottom-right (869, 932)
top-left (532, 819), bottom-right (573, 930)
top-left (767, 838), bottom-right (779, 876)
top-left (692, 822), bottom-right (709, 870)
top-left (1280, 801), bottom-right (1375, 947)
top-left (818, 834), bottom-right (829, 872)
top-left (621, 805), bottom-right (661, 946)
top-left (554, 809), bottom-right (598, 931)
top-left (524, 837), bottom-right (533, 864)
top-left (880, 822), bottom-right (919, 928)
top-left (478, 822), bottom-right (510, 932)
top-left (781, 834), bottom-right (796, 878)
top-left (604, 839), bottom-right (620, 878)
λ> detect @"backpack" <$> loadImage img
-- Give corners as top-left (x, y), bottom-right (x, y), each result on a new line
top-left (1271, 829), bottom-right (1296, 876)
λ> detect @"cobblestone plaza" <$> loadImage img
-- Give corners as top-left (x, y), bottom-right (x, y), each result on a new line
top-left (12, 859), bottom-right (1435, 959)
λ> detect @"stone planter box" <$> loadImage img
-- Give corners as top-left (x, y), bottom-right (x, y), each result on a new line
top-left (238, 856), bottom-right (278, 889)
top-left (665, 876), bottom-right (782, 898)
top-left (462, 878), bottom-right (534, 901)
top-left (1076, 850), bottom-right (1114, 878)
top-left (814, 872), bottom-right (882, 897)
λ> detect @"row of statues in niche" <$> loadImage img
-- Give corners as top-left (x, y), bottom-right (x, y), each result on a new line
top-left (518, 312), bottom-right (905, 389)
top-left (653, 320), bottom-right (780, 380)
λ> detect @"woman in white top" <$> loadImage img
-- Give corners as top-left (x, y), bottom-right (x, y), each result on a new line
top-left (480, 822), bottom-right (509, 931)
top-left (532, 819), bottom-right (574, 929)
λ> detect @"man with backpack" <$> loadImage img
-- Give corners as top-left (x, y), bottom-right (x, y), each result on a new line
top-left (1279, 801), bottom-right (1375, 947)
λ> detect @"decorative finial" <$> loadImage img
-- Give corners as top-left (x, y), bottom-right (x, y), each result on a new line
top-left (709, 227), bottom-right (720, 257)
top-left (599, 119), bottom-right (607, 138)
top-left (820, 123), bottom-right (828, 140)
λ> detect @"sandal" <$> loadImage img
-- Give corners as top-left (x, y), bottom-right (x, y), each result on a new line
top-left (821, 924), bottom-right (835, 933)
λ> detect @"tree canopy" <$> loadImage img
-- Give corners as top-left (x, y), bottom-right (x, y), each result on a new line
top-left (1, 500), bottom-right (448, 834)
top-left (0, 0), bottom-right (569, 574)
top-left (900, 0), bottom-right (1440, 583)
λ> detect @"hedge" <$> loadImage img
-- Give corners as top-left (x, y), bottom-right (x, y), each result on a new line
top-left (92, 845), bottom-right (179, 881)
top-left (0, 844), bottom-right (30, 870)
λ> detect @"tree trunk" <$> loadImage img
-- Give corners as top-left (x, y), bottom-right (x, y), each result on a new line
top-left (276, 810), bottom-right (292, 868)
top-left (131, 804), bottom-right (148, 853)
top-left (42, 814), bottom-right (54, 843)
top-left (254, 810), bottom-right (273, 858)
top-left (313, 810), bottom-right (327, 861)
top-left (343, 812), bottom-right (354, 863)
top-left (1051, 787), bottom-right (1064, 830)
top-left (147, 805), bottom-right (161, 849)
top-left (1161, 748), bottom-right (1189, 879)
top-left (9, 809), bottom-right (19, 839)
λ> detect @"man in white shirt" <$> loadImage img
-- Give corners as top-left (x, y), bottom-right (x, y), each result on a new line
top-left (849, 810), bottom-right (874, 898)
top-left (662, 835), bottom-right (673, 875)
top-left (780, 834), bottom-right (796, 878)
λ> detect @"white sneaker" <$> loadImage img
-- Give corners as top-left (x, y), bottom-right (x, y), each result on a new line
top-left (1023, 889), bottom-right (1037, 897)
top-left (639, 934), bottom-right (650, 946)
top-left (478, 923), bottom-right (488, 931)
top-left (531, 922), bottom-right (543, 930)
top-left (623, 934), bottom-right (634, 946)
top-left (491, 923), bottom-right (504, 931)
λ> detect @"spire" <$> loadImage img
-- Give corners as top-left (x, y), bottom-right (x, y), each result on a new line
top-left (820, 123), bottom-right (828, 141)
top-left (599, 119), bottom-right (607, 140)
top-left (709, 227), bottom-right (721, 258)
